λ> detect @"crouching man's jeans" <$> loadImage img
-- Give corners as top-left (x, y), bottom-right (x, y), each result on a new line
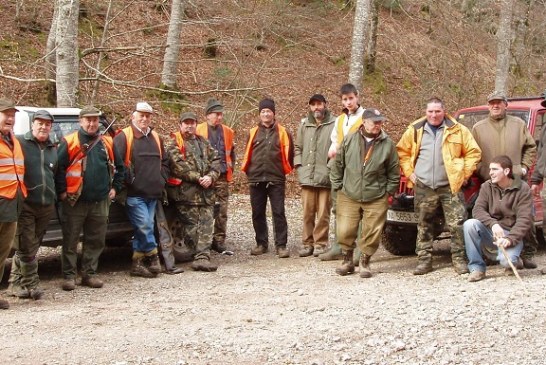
top-left (463, 218), bottom-right (523, 273)
top-left (126, 196), bottom-right (158, 254)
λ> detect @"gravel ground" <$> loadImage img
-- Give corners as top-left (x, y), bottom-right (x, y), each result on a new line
top-left (2, 194), bottom-right (546, 365)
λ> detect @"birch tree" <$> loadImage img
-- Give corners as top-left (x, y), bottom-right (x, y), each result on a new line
top-left (348, 0), bottom-right (371, 90)
top-left (45, 1), bottom-right (59, 104)
top-left (365, 0), bottom-right (379, 73)
top-left (55, 0), bottom-right (80, 107)
top-left (161, 0), bottom-right (185, 89)
top-left (494, 0), bottom-right (514, 93)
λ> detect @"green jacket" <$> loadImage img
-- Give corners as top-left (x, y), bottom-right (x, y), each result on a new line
top-left (166, 134), bottom-right (220, 206)
top-left (17, 132), bottom-right (57, 206)
top-left (294, 110), bottom-right (336, 188)
top-left (330, 128), bottom-right (400, 202)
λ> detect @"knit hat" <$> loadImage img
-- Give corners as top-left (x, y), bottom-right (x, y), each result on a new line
top-left (205, 98), bottom-right (224, 115)
top-left (34, 110), bottom-right (54, 121)
top-left (179, 111), bottom-right (198, 123)
top-left (258, 98), bottom-right (275, 114)
top-left (0, 98), bottom-right (19, 112)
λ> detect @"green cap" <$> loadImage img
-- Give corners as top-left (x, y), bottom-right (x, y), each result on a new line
top-left (0, 98), bottom-right (19, 112)
top-left (180, 112), bottom-right (198, 123)
top-left (79, 106), bottom-right (101, 117)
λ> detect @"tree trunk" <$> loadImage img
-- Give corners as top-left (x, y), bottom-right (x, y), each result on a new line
top-left (494, 0), bottom-right (513, 93)
top-left (348, 0), bottom-right (371, 91)
top-left (365, 0), bottom-right (379, 73)
top-left (45, 1), bottom-right (59, 105)
top-left (161, 0), bottom-right (185, 89)
top-left (90, 0), bottom-right (114, 104)
top-left (55, 0), bottom-right (80, 107)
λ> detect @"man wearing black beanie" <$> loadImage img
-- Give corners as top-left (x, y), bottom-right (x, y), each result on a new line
top-left (241, 98), bottom-right (294, 258)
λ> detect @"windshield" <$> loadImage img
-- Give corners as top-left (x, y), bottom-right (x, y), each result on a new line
top-left (456, 110), bottom-right (530, 130)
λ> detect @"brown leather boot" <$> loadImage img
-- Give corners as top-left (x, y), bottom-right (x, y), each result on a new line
top-left (298, 246), bottom-right (314, 257)
top-left (413, 260), bottom-right (433, 275)
top-left (130, 257), bottom-right (156, 278)
top-left (335, 250), bottom-right (355, 276)
top-left (359, 254), bottom-right (372, 278)
top-left (146, 254), bottom-right (161, 274)
top-left (191, 257), bottom-right (218, 272)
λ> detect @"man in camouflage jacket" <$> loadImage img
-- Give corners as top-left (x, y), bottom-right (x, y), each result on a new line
top-left (166, 112), bottom-right (221, 272)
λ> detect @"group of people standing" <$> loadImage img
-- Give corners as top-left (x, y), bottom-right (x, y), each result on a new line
top-left (0, 85), bottom-right (544, 310)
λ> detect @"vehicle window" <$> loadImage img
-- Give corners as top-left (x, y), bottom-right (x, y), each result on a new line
top-left (49, 115), bottom-right (80, 144)
top-left (456, 110), bottom-right (530, 130)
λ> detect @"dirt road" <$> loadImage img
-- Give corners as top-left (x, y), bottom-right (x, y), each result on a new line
top-left (2, 195), bottom-right (546, 365)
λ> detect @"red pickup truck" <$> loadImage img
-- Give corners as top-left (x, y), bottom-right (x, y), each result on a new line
top-left (382, 96), bottom-right (546, 256)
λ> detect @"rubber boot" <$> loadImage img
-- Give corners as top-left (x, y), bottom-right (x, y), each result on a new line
top-left (335, 250), bottom-right (355, 276)
top-left (318, 241), bottom-right (342, 261)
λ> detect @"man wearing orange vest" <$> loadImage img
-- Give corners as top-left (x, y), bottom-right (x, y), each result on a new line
top-left (319, 83), bottom-right (365, 262)
top-left (242, 98), bottom-right (294, 258)
top-left (166, 112), bottom-right (221, 271)
top-left (196, 98), bottom-right (236, 254)
top-left (56, 106), bottom-right (125, 291)
top-left (114, 102), bottom-right (170, 278)
top-left (0, 99), bottom-right (27, 310)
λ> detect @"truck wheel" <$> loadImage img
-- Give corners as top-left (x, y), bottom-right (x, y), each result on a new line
top-left (382, 225), bottom-right (417, 256)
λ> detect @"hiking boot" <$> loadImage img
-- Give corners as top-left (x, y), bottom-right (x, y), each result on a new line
top-left (522, 257), bottom-right (537, 269)
top-left (313, 246), bottom-right (326, 257)
top-left (61, 278), bottom-right (76, 291)
top-left (211, 241), bottom-right (227, 253)
top-left (130, 258), bottom-right (156, 278)
top-left (0, 298), bottom-right (9, 310)
top-left (81, 276), bottom-right (104, 288)
top-left (413, 261), bottom-right (433, 275)
top-left (505, 257), bottom-right (524, 275)
top-left (250, 245), bottom-right (268, 256)
top-left (359, 254), bottom-right (372, 278)
top-left (8, 283), bottom-right (29, 298)
top-left (318, 244), bottom-right (343, 261)
top-left (29, 287), bottom-right (44, 300)
top-left (468, 270), bottom-right (485, 282)
top-left (335, 250), bottom-right (355, 276)
top-left (191, 257), bottom-right (218, 272)
top-left (452, 260), bottom-right (469, 275)
top-left (146, 255), bottom-right (161, 274)
top-left (276, 246), bottom-right (290, 258)
top-left (298, 246), bottom-right (314, 257)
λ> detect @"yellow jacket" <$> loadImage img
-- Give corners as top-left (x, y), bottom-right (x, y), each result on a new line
top-left (396, 115), bottom-right (481, 193)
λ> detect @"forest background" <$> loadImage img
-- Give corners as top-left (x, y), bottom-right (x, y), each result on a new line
top-left (1, 0), bottom-right (545, 193)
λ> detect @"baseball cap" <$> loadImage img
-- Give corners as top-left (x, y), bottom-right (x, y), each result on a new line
top-left (179, 112), bottom-right (198, 123)
top-left (362, 108), bottom-right (387, 122)
top-left (308, 94), bottom-right (327, 104)
top-left (487, 91), bottom-right (508, 103)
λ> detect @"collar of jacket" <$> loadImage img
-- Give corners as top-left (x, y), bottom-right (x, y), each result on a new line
top-left (23, 131), bottom-right (54, 147)
top-left (411, 115), bottom-right (457, 130)
top-left (491, 175), bottom-right (523, 192)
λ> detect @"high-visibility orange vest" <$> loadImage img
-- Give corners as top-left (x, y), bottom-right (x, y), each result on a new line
top-left (166, 131), bottom-right (185, 186)
top-left (196, 123), bottom-right (235, 182)
top-left (64, 132), bottom-right (114, 196)
top-left (121, 126), bottom-right (162, 166)
top-left (241, 124), bottom-right (292, 175)
top-left (336, 113), bottom-right (363, 144)
top-left (0, 133), bottom-right (27, 199)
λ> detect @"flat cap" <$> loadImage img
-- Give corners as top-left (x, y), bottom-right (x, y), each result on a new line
top-left (79, 106), bottom-right (102, 117)
top-left (0, 98), bottom-right (19, 112)
top-left (179, 111), bottom-right (198, 123)
top-left (135, 102), bottom-right (154, 114)
top-left (34, 110), bottom-right (54, 121)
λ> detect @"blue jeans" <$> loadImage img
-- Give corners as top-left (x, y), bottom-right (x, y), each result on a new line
top-left (126, 197), bottom-right (158, 254)
top-left (464, 218), bottom-right (523, 273)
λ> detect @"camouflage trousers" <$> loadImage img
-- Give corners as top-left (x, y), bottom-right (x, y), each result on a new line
top-left (414, 181), bottom-right (466, 263)
top-left (9, 202), bottom-right (55, 290)
top-left (213, 174), bottom-right (230, 246)
top-left (0, 221), bottom-right (17, 283)
top-left (176, 203), bottom-right (214, 260)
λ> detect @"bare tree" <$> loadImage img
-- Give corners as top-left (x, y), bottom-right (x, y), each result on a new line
top-left (348, 0), bottom-right (371, 90)
top-left (365, 0), bottom-right (379, 73)
top-left (495, 0), bottom-right (514, 93)
top-left (45, 1), bottom-right (60, 105)
top-left (55, 0), bottom-right (80, 107)
top-left (161, 0), bottom-right (185, 89)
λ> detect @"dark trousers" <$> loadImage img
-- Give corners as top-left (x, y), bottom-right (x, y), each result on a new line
top-left (249, 182), bottom-right (288, 248)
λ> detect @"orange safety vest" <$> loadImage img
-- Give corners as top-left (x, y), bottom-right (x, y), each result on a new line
top-left (166, 131), bottom-right (185, 186)
top-left (336, 113), bottom-right (363, 144)
top-left (121, 126), bottom-right (162, 166)
top-left (0, 134), bottom-right (27, 199)
top-left (64, 132), bottom-right (114, 196)
top-left (241, 124), bottom-right (292, 175)
top-left (196, 123), bottom-right (235, 182)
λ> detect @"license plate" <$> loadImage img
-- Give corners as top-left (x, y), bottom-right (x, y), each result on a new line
top-left (387, 210), bottom-right (419, 224)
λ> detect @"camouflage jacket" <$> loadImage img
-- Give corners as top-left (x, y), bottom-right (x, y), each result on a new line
top-left (166, 134), bottom-right (220, 206)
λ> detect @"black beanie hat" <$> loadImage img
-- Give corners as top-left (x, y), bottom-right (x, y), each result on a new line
top-left (259, 98), bottom-right (275, 114)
